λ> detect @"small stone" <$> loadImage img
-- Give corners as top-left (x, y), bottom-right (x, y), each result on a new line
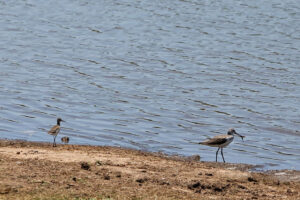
top-left (81, 162), bottom-right (90, 170)
top-left (136, 178), bottom-right (148, 183)
top-left (213, 186), bottom-right (223, 192)
top-left (66, 184), bottom-right (75, 189)
top-left (188, 182), bottom-right (201, 189)
top-left (0, 186), bottom-right (12, 194)
top-left (104, 174), bottom-right (110, 180)
top-left (276, 180), bottom-right (280, 185)
top-left (95, 160), bottom-right (102, 166)
top-left (116, 173), bottom-right (121, 178)
top-left (248, 177), bottom-right (257, 182)
top-left (237, 184), bottom-right (246, 189)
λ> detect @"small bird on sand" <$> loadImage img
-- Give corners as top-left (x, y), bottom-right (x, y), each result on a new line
top-left (61, 136), bottom-right (70, 144)
top-left (199, 128), bottom-right (245, 163)
top-left (48, 118), bottom-right (65, 147)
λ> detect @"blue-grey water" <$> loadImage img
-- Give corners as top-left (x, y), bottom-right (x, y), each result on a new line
top-left (0, 0), bottom-right (299, 170)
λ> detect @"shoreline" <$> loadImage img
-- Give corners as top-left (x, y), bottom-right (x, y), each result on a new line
top-left (0, 139), bottom-right (299, 199)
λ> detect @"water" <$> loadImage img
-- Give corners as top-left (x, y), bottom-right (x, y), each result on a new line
top-left (0, 0), bottom-right (299, 170)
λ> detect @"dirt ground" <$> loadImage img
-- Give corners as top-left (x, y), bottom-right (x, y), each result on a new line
top-left (0, 140), bottom-right (299, 200)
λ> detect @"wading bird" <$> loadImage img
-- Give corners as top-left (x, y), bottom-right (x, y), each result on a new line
top-left (199, 128), bottom-right (244, 163)
top-left (48, 118), bottom-right (65, 147)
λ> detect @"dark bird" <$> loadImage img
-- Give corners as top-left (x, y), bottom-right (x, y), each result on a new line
top-left (48, 118), bottom-right (65, 147)
top-left (199, 128), bottom-right (245, 163)
top-left (61, 136), bottom-right (70, 144)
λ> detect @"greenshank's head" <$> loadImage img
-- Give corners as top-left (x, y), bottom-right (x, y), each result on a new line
top-left (227, 128), bottom-right (245, 141)
top-left (57, 118), bottom-right (65, 125)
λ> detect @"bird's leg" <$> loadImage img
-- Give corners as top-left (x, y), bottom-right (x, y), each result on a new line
top-left (53, 135), bottom-right (57, 147)
top-left (221, 148), bottom-right (225, 163)
top-left (216, 147), bottom-right (220, 162)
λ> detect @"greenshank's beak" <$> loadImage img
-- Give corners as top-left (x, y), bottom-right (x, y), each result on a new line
top-left (235, 132), bottom-right (245, 141)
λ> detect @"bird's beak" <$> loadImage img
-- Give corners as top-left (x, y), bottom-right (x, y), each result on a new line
top-left (62, 120), bottom-right (66, 122)
top-left (234, 132), bottom-right (245, 141)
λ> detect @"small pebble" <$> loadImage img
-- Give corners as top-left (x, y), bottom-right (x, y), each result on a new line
top-left (81, 162), bottom-right (90, 170)
top-left (104, 174), bottom-right (110, 180)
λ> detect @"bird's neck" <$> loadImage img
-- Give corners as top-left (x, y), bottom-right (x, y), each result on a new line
top-left (57, 121), bottom-right (60, 126)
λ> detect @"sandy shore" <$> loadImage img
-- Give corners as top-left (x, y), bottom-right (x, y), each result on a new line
top-left (0, 140), bottom-right (299, 200)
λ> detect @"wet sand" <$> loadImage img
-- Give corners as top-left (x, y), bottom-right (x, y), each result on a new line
top-left (0, 139), bottom-right (299, 199)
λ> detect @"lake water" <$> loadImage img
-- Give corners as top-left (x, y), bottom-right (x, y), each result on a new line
top-left (0, 0), bottom-right (299, 170)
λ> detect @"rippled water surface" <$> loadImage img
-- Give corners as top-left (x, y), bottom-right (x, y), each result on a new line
top-left (1, 0), bottom-right (300, 170)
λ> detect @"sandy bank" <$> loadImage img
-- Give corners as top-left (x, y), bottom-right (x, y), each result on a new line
top-left (0, 139), bottom-right (299, 199)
